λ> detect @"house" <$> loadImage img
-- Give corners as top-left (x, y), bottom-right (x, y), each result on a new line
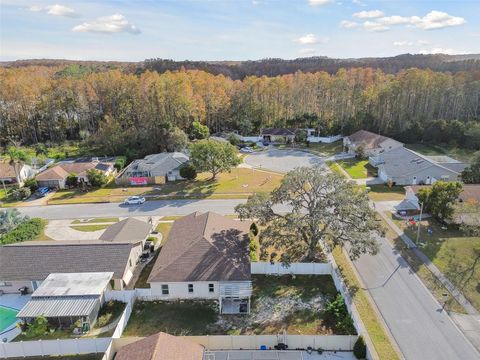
top-left (118, 152), bottom-right (189, 185)
top-left (0, 241), bottom-right (143, 294)
top-left (344, 130), bottom-right (403, 157)
top-left (261, 128), bottom-right (296, 143)
top-left (36, 158), bottom-right (115, 189)
top-left (115, 332), bottom-right (204, 360)
top-left (148, 212), bottom-right (252, 314)
top-left (0, 161), bottom-right (34, 186)
top-left (100, 217), bottom-right (152, 245)
top-left (17, 272), bottom-right (113, 329)
top-left (371, 147), bottom-right (467, 186)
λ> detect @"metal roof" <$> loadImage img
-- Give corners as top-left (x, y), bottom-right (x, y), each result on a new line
top-left (17, 296), bottom-right (100, 318)
top-left (32, 272), bottom-right (113, 297)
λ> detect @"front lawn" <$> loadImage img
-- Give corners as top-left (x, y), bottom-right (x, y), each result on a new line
top-left (366, 185), bottom-right (405, 201)
top-left (389, 213), bottom-right (480, 311)
top-left (70, 224), bottom-right (109, 232)
top-left (124, 275), bottom-right (354, 337)
top-left (326, 161), bottom-right (345, 177)
top-left (337, 159), bottom-right (377, 179)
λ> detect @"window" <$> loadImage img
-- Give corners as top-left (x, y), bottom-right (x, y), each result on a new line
top-left (188, 284), bottom-right (194, 293)
top-left (208, 283), bottom-right (214, 293)
top-left (161, 284), bottom-right (169, 295)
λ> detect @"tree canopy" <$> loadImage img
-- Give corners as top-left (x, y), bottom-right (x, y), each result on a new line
top-left (190, 139), bottom-right (240, 180)
top-left (417, 181), bottom-right (463, 220)
top-left (235, 167), bottom-right (380, 263)
top-left (461, 151), bottom-right (480, 184)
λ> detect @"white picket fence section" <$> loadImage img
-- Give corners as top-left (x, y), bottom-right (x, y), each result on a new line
top-left (251, 262), bottom-right (332, 275)
top-left (307, 135), bottom-right (342, 143)
top-left (0, 338), bottom-right (111, 358)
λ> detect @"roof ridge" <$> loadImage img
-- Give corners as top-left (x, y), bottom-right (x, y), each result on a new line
top-left (401, 147), bottom-right (462, 174)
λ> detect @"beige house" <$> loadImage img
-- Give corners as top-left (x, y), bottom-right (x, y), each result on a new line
top-left (148, 212), bottom-right (252, 314)
top-left (0, 241), bottom-right (142, 294)
top-left (344, 130), bottom-right (403, 156)
top-left (261, 128), bottom-right (297, 143)
top-left (0, 161), bottom-right (34, 186)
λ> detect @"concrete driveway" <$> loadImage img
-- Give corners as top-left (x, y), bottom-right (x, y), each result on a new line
top-left (244, 149), bottom-right (326, 173)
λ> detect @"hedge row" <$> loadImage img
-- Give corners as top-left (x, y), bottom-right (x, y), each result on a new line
top-left (0, 218), bottom-right (45, 244)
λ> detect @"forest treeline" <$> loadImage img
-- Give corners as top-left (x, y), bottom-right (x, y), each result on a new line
top-left (1, 64), bottom-right (480, 158)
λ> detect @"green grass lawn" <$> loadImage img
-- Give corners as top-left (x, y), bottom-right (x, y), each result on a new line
top-left (94, 300), bottom-right (126, 328)
top-left (389, 214), bottom-right (480, 311)
top-left (71, 218), bottom-right (119, 224)
top-left (70, 224), bottom-right (109, 232)
top-left (405, 143), bottom-right (476, 162)
top-left (332, 247), bottom-right (401, 360)
top-left (337, 159), bottom-right (377, 179)
top-left (326, 161), bottom-right (346, 177)
top-left (303, 141), bottom-right (344, 157)
top-left (366, 185), bottom-right (405, 201)
top-left (155, 222), bottom-right (173, 243)
top-left (134, 250), bottom-right (160, 288)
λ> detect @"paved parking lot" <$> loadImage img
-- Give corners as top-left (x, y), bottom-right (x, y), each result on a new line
top-left (244, 149), bottom-right (326, 174)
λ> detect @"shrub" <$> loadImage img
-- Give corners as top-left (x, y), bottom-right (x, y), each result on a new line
top-left (228, 133), bottom-right (241, 146)
top-left (96, 300), bottom-right (126, 328)
top-left (87, 169), bottom-right (107, 187)
top-left (22, 316), bottom-right (48, 338)
top-left (8, 187), bottom-right (31, 201)
top-left (114, 156), bottom-right (127, 171)
top-left (250, 222), bottom-right (259, 236)
top-left (24, 178), bottom-right (38, 192)
top-left (65, 172), bottom-right (78, 187)
top-left (249, 233), bottom-right (258, 262)
top-left (353, 336), bottom-right (367, 359)
top-left (189, 120), bottom-right (210, 140)
top-left (324, 293), bottom-right (356, 334)
top-left (0, 218), bottom-right (45, 244)
top-left (179, 163), bottom-right (197, 180)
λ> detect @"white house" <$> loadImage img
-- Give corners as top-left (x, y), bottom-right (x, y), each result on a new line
top-left (344, 130), bottom-right (403, 156)
top-left (0, 161), bottom-right (34, 186)
top-left (148, 212), bottom-right (252, 314)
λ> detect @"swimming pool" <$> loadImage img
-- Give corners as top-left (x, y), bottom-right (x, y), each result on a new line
top-left (0, 305), bottom-right (18, 333)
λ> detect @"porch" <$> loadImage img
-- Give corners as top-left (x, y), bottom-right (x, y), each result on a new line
top-left (219, 281), bottom-right (252, 315)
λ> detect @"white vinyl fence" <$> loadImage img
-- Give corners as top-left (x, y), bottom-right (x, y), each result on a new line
top-left (307, 135), bottom-right (342, 143)
top-left (251, 262), bottom-right (332, 275)
top-left (0, 338), bottom-right (111, 358)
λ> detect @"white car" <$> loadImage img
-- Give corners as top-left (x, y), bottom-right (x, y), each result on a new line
top-left (240, 147), bottom-right (254, 153)
top-left (123, 196), bottom-right (146, 205)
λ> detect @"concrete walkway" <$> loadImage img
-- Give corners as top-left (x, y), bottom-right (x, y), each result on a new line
top-left (377, 210), bottom-right (478, 316)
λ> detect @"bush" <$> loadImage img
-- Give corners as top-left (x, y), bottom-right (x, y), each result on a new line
top-left (96, 300), bottom-right (126, 328)
top-left (353, 336), bottom-right (367, 359)
top-left (0, 218), bottom-right (45, 244)
top-left (22, 316), bottom-right (48, 338)
top-left (228, 133), bottom-right (241, 146)
top-left (86, 169), bottom-right (108, 187)
top-left (250, 222), bottom-right (259, 236)
top-left (179, 163), bottom-right (197, 180)
top-left (24, 178), bottom-right (38, 192)
top-left (114, 156), bottom-right (127, 171)
top-left (249, 233), bottom-right (258, 262)
top-left (8, 187), bottom-right (31, 201)
top-left (189, 120), bottom-right (210, 140)
top-left (65, 172), bottom-right (78, 187)
top-left (324, 293), bottom-right (356, 334)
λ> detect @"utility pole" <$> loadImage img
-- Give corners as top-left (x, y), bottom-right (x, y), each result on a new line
top-left (416, 201), bottom-right (424, 246)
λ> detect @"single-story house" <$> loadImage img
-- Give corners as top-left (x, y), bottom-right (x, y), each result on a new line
top-left (371, 147), bottom-right (467, 186)
top-left (17, 272), bottom-right (113, 329)
top-left (0, 241), bottom-right (143, 294)
top-left (399, 184), bottom-right (480, 224)
top-left (115, 332), bottom-right (204, 360)
top-left (36, 158), bottom-right (115, 189)
top-left (344, 130), bottom-right (403, 157)
top-left (99, 217), bottom-right (152, 245)
top-left (0, 161), bottom-right (34, 186)
top-left (148, 212), bottom-right (252, 314)
top-left (261, 128), bottom-right (297, 143)
top-left (118, 152), bottom-right (189, 185)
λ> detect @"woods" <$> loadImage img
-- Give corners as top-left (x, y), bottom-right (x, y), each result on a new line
top-left (1, 64), bottom-right (480, 158)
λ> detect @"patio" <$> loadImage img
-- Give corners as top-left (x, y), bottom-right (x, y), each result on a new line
top-left (208, 350), bottom-right (356, 359)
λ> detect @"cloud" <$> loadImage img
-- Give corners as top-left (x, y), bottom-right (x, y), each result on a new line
top-left (297, 33), bottom-right (318, 44)
top-left (352, 0), bottom-right (366, 6)
top-left (353, 10), bottom-right (384, 19)
top-left (308, 0), bottom-right (334, 6)
top-left (27, 4), bottom-right (77, 17)
top-left (363, 21), bottom-right (389, 32)
top-left (340, 20), bottom-right (359, 29)
top-left (419, 48), bottom-right (465, 55)
top-left (72, 14), bottom-right (141, 34)
top-left (393, 40), bottom-right (429, 47)
top-left (378, 11), bottom-right (465, 30)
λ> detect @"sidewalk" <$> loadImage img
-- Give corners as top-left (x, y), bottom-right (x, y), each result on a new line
top-left (377, 210), bottom-right (478, 316)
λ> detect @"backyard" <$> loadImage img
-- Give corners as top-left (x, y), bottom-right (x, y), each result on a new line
top-left (405, 143), bottom-right (476, 162)
top-left (388, 213), bottom-right (480, 311)
top-left (365, 185), bottom-right (405, 201)
top-left (337, 159), bottom-right (377, 179)
top-left (123, 275), bottom-right (354, 337)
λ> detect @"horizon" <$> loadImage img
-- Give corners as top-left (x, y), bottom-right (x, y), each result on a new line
top-left (1, 0), bottom-right (479, 62)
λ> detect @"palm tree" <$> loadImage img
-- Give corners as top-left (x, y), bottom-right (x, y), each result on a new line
top-left (6, 146), bottom-right (29, 186)
top-left (0, 208), bottom-right (27, 234)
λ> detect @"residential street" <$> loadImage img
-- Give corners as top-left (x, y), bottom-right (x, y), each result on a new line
top-left (353, 235), bottom-right (479, 360)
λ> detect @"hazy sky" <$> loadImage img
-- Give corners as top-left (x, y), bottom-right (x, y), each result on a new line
top-left (1, 0), bottom-right (479, 61)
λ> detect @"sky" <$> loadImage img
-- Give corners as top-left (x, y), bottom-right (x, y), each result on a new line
top-left (0, 0), bottom-right (479, 61)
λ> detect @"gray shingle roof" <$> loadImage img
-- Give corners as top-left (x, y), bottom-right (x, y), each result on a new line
top-left (122, 152), bottom-right (189, 177)
top-left (379, 147), bottom-right (461, 178)
top-left (0, 241), bottom-right (138, 281)
top-left (148, 212), bottom-right (251, 283)
top-left (100, 218), bottom-right (152, 243)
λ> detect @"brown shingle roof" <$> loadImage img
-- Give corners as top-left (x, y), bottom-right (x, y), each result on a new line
top-left (0, 241), bottom-right (139, 281)
top-left (347, 130), bottom-right (395, 150)
top-left (100, 218), bottom-right (152, 243)
top-left (148, 212), bottom-right (251, 283)
top-left (36, 162), bottom-right (113, 181)
top-left (115, 332), bottom-right (204, 360)
top-left (261, 128), bottom-right (296, 136)
top-left (0, 161), bottom-right (22, 178)
top-left (409, 184), bottom-right (480, 204)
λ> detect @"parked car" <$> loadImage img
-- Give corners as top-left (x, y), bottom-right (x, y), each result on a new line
top-left (35, 187), bottom-right (50, 198)
top-left (123, 196), bottom-right (146, 205)
top-left (240, 147), bottom-right (254, 153)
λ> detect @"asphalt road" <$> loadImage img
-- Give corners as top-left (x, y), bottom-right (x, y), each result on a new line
top-left (353, 235), bottom-right (479, 360)
top-left (244, 149), bottom-right (325, 173)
